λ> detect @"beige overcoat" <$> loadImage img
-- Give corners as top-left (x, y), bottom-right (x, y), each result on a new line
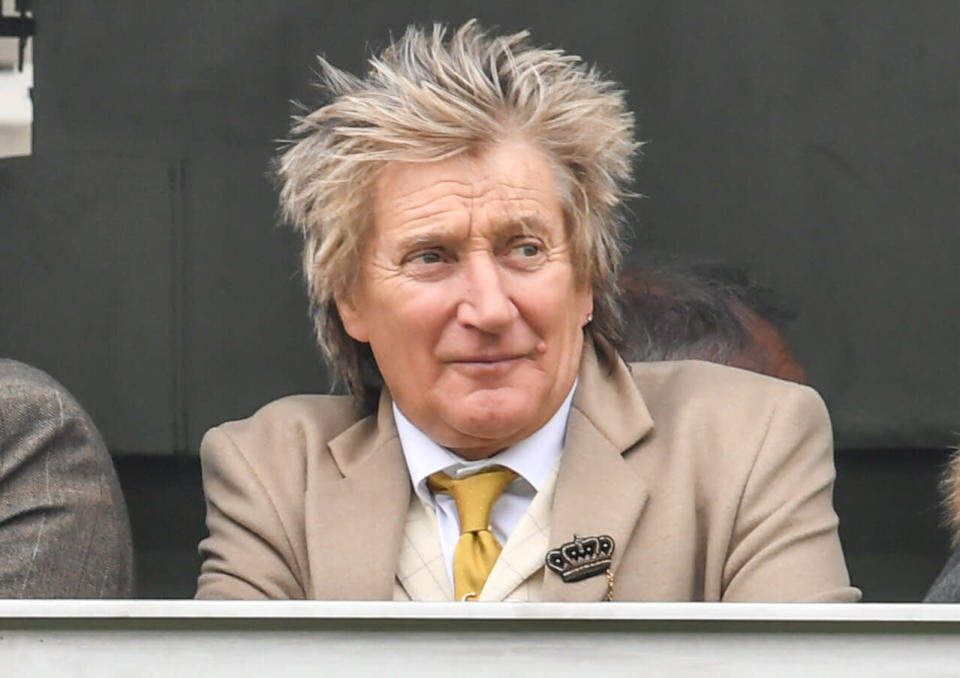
top-left (196, 340), bottom-right (858, 602)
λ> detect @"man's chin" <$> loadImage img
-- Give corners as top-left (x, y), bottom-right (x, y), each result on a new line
top-left (438, 400), bottom-right (538, 458)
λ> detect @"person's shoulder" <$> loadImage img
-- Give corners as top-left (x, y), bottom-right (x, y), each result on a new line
top-left (0, 358), bottom-right (71, 399)
top-left (628, 357), bottom-right (793, 388)
top-left (247, 393), bottom-right (359, 426)
top-left (200, 393), bottom-right (365, 488)
top-left (629, 359), bottom-right (822, 406)
top-left (625, 360), bottom-right (833, 494)
top-left (0, 358), bottom-right (95, 426)
top-left (0, 358), bottom-right (47, 382)
top-left (627, 359), bottom-right (829, 439)
top-left (210, 393), bottom-right (361, 447)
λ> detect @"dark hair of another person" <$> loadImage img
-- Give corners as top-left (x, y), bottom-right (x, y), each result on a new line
top-left (620, 256), bottom-right (797, 365)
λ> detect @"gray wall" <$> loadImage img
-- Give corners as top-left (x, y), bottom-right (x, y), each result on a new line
top-left (1, 1), bottom-right (958, 454)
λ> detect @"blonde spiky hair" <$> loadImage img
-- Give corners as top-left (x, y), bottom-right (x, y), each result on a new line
top-left (276, 20), bottom-right (639, 405)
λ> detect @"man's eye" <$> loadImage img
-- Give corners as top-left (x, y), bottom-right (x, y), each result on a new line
top-left (512, 243), bottom-right (541, 258)
top-left (411, 250), bottom-right (445, 265)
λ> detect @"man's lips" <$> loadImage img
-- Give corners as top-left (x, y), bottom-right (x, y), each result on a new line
top-left (442, 353), bottom-right (531, 365)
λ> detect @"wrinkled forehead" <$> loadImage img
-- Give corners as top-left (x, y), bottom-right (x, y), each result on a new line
top-left (369, 138), bottom-right (567, 238)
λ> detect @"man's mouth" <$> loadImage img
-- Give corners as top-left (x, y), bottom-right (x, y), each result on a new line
top-left (447, 351), bottom-right (529, 364)
top-left (444, 353), bottom-right (532, 372)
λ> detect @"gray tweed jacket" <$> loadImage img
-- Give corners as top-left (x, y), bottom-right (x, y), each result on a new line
top-left (0, 359), bottom-right (133, 597)
top-left (926, 548), bottom-right (960, 602)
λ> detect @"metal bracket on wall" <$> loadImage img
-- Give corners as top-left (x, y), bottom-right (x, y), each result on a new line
top-left (0, 0), bottom-right (33, 72)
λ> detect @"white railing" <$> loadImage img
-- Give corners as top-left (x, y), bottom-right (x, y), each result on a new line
top-left (2, 601), bottom-right (959, 677)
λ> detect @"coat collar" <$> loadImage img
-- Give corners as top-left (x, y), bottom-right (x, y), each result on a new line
top-left (305, 390), bottom-right (410, 599)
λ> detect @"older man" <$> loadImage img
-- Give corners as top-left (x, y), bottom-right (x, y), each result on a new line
top-left (196, 21), bottom-right (857, 602)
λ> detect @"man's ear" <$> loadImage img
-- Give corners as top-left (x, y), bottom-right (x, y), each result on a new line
top-left (578, 287), bottom-right (594, 327)
top-left (334, 291), bottom-right (370, 343)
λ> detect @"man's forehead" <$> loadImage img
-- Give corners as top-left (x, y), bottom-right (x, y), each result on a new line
top-left (375, 160), bottom-right (553, 199)
top-left (381, 212), bottom-right (556, 250)
top-left (370, 145), bottom-right (564, 241)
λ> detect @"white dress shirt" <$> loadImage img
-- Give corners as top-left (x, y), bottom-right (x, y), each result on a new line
top-left (394, 382), bottom-right (576, 585)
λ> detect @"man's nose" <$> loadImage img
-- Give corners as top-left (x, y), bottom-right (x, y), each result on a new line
top-left (456, 253), bottom-right (517, 332)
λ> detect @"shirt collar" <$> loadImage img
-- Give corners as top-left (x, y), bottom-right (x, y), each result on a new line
top-left (394, 380), bottom-right (578, 504)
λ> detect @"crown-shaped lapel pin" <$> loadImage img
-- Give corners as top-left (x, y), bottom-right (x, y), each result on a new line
top-left (545, 534), bottom-right (615, 583)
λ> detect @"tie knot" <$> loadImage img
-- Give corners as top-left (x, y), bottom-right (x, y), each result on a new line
top-left (428, 466), bottom-right (518, 535)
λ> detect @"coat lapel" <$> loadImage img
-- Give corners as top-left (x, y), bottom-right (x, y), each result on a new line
top-left (304, 390), bottom-right (410, 600)
top-left (541, 339), bottom-right (654, 602)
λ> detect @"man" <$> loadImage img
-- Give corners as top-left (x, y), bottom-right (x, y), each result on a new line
top-left (196, 21), bottom-right (857, 602)
top-left (0, 359), bottom-right (133, 597)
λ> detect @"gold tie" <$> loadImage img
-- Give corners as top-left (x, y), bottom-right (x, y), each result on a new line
top-left (428, 466), bottom-right (518, 602)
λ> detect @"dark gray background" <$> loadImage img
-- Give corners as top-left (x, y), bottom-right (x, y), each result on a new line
top-left (4, 1), bottom-right (957, 454)
top-left (0, 1), bottom-right (958, 598)
top-left (2, 1), bottom-right (958, 453)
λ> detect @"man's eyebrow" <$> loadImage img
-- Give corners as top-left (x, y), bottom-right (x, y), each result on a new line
top-left (390, 212), bottom-right (551, 251)
top-left (393, 229), bottom-right (457, 252)
top-left (491, 213), bottom-right (550, 237)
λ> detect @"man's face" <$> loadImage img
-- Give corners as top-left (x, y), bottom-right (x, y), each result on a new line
top-left (336, 139), bottom-right (593, 459)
